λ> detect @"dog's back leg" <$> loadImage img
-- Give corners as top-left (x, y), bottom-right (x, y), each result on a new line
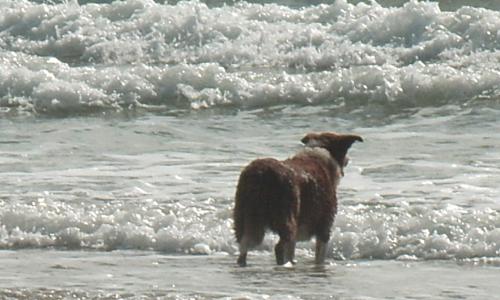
top-left (236, 221), bottom-right (265, 267)
top-left (235, 204), bottom-right (266, 267)
top-left (237, 236), bottom-right (249, 267)
top-left (274, 222), bottom-right (297, 265)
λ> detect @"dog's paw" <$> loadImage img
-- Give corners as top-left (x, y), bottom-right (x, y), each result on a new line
top-left (237, 257), bottom-right (247, 267)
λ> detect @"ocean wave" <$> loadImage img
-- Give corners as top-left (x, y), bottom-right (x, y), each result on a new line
top-left (1, 0), bottom-right (500, 116)
top-left (1, 198), bottom-right (499, 261)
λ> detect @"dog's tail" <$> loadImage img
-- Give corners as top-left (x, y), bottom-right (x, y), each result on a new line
top-left (233, 165), bottom-right (267, 248)
top-left (233, 158), bottom-right (297, 248)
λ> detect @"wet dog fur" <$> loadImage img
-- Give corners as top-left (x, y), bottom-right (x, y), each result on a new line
top-left (233, 132), bottom-right (362, 266)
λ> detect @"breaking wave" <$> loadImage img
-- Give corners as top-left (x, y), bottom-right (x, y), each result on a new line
top-left (1, 0), bottom-right (500, 116)
top-left (1, 197), bottom-right (499, 261)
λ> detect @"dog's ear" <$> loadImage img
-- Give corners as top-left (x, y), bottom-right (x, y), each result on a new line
top-left (326, 133), bottom-right (363, 167)
top-left (302, 132), bottom-right (362, 148)
top-left (305, 132), bottom-right (362, 168)
top-left (301, 133), bottom-right (325, 147)
top-left (336, 134), bottom-right (363, 148)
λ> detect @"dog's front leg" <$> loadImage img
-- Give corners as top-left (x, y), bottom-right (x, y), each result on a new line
top-left (275, 239), bottom-right (296, 265)
top-left (315, 239), bottom-right (328, 264)
top-left (285, 240), bottom-right (297, 264)
top-left (274, 240), bottom-right (285, 265)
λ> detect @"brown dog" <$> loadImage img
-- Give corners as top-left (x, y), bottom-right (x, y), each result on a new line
top-left (233, 132), bottom-right (362, 266)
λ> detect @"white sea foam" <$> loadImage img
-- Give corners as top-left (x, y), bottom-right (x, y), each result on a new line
top-left (0, 0), bottom-right (499, 252)
top-left (2, 0), bottom-right (500, 115)
top-left (0, 197), bottom-right (498, 261)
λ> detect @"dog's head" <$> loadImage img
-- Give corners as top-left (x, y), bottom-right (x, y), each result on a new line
top-left (301, 132), bottom-right (363, 174)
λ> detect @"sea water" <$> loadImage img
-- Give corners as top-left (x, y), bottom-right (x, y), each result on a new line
top-left (0, 0), bottom-right (499, 299)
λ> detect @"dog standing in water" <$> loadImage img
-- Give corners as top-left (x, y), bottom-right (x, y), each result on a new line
top-left (233, 132), bottom-right (362, 266)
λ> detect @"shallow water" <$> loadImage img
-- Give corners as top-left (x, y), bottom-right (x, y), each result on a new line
top-left (1, 0), bottom-right (500, 299)
top-left (1, 109), bottom-right (499, 259)
top-left (1, 250), bottom-right (499, 299)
